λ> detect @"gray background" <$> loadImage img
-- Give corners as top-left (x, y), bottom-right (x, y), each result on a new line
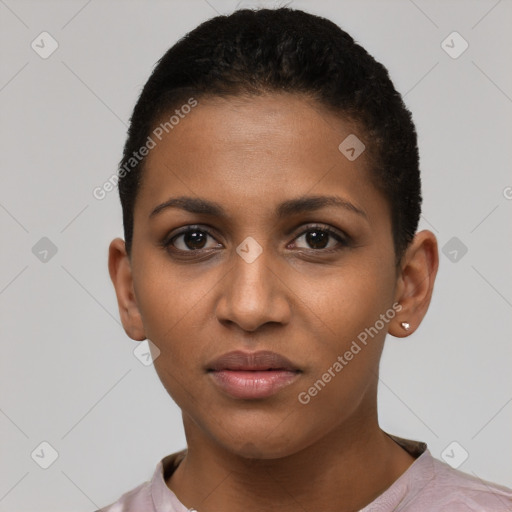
top-left (1, 0), bottom-right (511, 510)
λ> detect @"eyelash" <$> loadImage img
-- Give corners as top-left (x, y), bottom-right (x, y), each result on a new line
top-left (161, 223), bottom-right (349, 257)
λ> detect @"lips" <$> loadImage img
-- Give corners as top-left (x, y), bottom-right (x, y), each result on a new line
top-left (207, 350), bottom-right (301, 399)
top-left (207, 350), bottom-right (299, 372)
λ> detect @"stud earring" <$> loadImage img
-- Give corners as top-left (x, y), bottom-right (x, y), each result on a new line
top-left (401, 322), bottom-right (411, 331)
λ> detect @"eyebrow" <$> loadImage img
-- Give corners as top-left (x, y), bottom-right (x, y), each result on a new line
top-left (149, 195), bottom-right (368, 220)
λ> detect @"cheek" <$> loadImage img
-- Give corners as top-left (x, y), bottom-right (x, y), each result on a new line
top-left (294, 280), bottom-right (389, 425)
top-left (131, 266), bottom-right (205, 377)
top-left (141, 290), bottom-right (207, 411)
top-left (295, 259), bottom-right (396, 386)
top-left (133, 249), bottom-right (205, 333)
top-left (302, 258), bottom-right (395, 331)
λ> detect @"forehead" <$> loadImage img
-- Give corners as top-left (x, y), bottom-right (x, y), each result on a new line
top-left (148, 93), bottom-right (359, 163)
top-left (136, 93), bottom-right (387, 223)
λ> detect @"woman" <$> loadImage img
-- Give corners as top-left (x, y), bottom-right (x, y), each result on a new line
top-left (103, 7), bottom-right (512, 511)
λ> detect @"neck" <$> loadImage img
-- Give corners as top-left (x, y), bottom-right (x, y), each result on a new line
top-left (166, 413), bottom-right (415, 512)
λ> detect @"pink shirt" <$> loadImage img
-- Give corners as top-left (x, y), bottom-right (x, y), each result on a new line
top-left (97, 436), bottom-right (512, 511)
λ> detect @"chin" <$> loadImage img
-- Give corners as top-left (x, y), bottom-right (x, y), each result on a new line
top-left (213, 423), bottom-right (310, 461)
top-left (232, 440), bottom-right (296, 460)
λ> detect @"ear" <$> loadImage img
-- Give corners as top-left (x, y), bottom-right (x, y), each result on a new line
top-left (389, 230), bottom-right (439, 338)
top-left (108, 238), bottom-right (146, 341)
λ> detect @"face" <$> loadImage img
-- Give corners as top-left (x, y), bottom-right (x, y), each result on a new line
top-left (111, 93), bottom-right (422, 459)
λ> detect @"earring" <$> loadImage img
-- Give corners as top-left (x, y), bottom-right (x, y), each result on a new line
top-left (401, 322), bottom-right (411, 331)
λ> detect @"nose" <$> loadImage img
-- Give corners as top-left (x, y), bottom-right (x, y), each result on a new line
top-left (215, 246), bottom-right (291, 333)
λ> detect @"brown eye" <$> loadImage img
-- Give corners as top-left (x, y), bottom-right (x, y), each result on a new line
top-left (304, 229), bottom-right (329, 249)
top-left (166, 227), bottom-right (221, 252)
top-left (292, 225), bottom-right (347, 251)
top-left (180, 230), bottom-right (208, 250)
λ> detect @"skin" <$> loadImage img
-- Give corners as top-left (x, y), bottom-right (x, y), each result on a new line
top-left (108, 93), bottom-right (439, 512)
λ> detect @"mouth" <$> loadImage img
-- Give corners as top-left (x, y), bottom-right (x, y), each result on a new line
top-left (206, 350), bottom-right (302, 399)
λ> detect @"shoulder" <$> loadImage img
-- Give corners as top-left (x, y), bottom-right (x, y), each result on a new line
top-left (414, 455), bottom-right (512, 511)
top-left (96, 450), bottom-right (187, 512)
top-left (95, 480), bottom-right (152, 512)
top-left (381, 436), bottom-right (512, 512)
